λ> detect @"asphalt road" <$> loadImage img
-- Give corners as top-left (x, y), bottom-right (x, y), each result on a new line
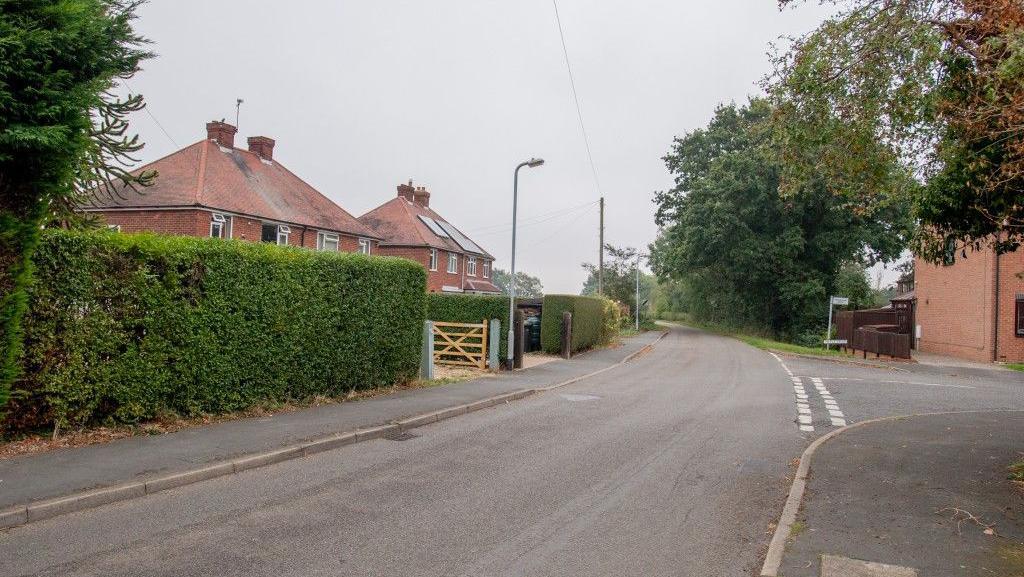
top-left (4, 327), bottom-right (1018, 576)
top-left (0, 326), bottom-right (807, 577)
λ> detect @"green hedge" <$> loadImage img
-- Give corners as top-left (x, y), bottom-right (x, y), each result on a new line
top-left (540, 294), bottom-right (612, 354)
top-left (425, 293), bottom-right (509, 359)
top-left (6, 230), bottom-right (426, 432)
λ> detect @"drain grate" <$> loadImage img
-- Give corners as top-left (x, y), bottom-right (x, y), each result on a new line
top-left (385, 429), bottom-right (419, 442)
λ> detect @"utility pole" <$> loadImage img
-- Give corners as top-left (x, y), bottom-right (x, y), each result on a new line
top-left (598, 196), bottom-right (604, 295)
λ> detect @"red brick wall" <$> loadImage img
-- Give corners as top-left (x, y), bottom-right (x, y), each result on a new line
top-left (97, 209), bottom-right (210, 237)
top-left (373, 246), bottom-right (493, 293)
top-left (915, 247), bottom-right (1024, 363)
top-left (94, 209), bottom-right (373, 254)
top-left (995, 250), bottom-right (1024, 362)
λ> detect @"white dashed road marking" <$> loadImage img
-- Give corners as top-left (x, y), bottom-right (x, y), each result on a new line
top-left (769, 353), bottom-right (850, 430)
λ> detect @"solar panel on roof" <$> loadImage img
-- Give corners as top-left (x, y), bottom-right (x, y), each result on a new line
top-left (417, 215), bottom-right (449, 238)
top-left (437, 221), bottom-right (485, 255)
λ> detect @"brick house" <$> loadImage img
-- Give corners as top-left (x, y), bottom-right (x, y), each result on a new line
top-left (83, 121), bottom-right (380, 254)
top-left (359, 182), bottom-right (501, 294)
top-left (914, 245), bottom-right (1024, 363)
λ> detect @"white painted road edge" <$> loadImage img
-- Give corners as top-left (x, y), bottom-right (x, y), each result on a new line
top-left (0, 330), bottom-right (669, 531)
top-left (758, 410), bottom-right (1024, 577)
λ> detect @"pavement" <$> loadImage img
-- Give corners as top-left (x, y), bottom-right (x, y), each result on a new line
top-left (0, 330), bottom-right (662, 511)
top-left (779, 411), bottom-right (1024, 577)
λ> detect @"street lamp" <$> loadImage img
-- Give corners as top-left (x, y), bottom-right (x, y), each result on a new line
top-left (507, 157), bottom-right (545, 370)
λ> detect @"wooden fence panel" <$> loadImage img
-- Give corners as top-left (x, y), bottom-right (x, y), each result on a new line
top-left (432, 320), bottom-right (488, 370)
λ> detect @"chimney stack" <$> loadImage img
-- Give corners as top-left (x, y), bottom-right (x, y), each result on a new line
top-left (397, 180), bottom-right (416, 202)
top-left (413, 185), bottom-right (430, 207)
top-left (206, 120), bottom-right (237, 148)
top-left (247, 136), bottom-right (275, 161)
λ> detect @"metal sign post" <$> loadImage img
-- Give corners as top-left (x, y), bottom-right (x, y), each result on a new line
top-left (825, 296), bottom-right (849, 350)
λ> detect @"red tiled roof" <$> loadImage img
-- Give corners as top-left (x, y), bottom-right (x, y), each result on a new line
top-left (87, 139), bottom-right (377, 239)
top-left (359, 196), bottom-right (494, 259)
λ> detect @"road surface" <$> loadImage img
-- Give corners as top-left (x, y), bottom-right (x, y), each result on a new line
top-left (2, 325), bottom-right (1019, 576)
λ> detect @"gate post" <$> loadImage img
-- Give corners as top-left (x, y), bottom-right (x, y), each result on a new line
top-left (560, 311), bottom-right (573, 359)
top-left (420, 320), bottom-right (434, 380)
top-left (488, 318), bottom-right (500, 370)
top-left (514, 309), bottom-right (525, 369)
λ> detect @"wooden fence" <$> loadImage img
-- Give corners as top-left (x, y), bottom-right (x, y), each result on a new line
top-left (835, 308), bottom-right (912, 359)
top-left (432, 320), bottom-right (488, 369)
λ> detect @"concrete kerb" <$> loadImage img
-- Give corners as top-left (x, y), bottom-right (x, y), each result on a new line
top-left (0, 330), bottom-right (669, 531)
top-left (758, 409), bottom-right (1024, 577)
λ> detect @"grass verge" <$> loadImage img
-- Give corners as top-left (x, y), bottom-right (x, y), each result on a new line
top-left (1006, 363), bottom-right (1024, 372)
top-left (657, 316), bottom-right (852, 359)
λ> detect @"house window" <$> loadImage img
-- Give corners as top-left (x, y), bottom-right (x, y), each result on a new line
top-left (1016, 294), bottom-right (1024, 337)
top-left (261, 224), bottom-right (277, 243)
top-left (467, 256), bottom-right (477, 276)
top-left (942, 237), bottom-right (957, 266)
top-left (482, 261), bottom-right (490, 278)
top-left (358, 239), bottom-right (372, 255)
top-left (107, 224), bottom-right (121, 232)
top-left (210, 213), bottom-right (227, 239)
top-left (429, 249), bottom-right (438, 271)
top-left (447, 252), bottom-right (458, 274)
top-left (261, 223), bottom-right (290, 245)
top-left (317, 232), bottom-right (339, 251)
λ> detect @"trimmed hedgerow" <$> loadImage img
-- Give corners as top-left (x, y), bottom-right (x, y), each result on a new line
top-left (540, 294), bottom-right (612, 354)
top-left (426, 293), bottom-right (509, 359)
top-left (6, 230), bottom-right (425, 432)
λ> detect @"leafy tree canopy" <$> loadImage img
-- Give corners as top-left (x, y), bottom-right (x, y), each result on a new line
top-left (650, 98), bottom-right (912, 340)
top-left (772, 0), bottom-right (1024, 259)
top-left (491, 268), bottom-right (544, 298)
top-left (580, 244), bottom-right (655, 318)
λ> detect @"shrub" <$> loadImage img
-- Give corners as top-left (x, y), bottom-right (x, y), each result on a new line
top-left (426, 293), bottom-right (510, 359)
top-left (540, 294), bottom-right (611, 354)
top-left (6, 230), bottom-right (426, 432)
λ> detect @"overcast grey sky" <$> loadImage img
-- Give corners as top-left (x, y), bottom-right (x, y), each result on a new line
top-left (123, 0), bottom-right (842, 293)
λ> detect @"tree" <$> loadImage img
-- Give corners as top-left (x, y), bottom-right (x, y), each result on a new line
top-left (580, 244), bottom-right (654, 318)
top-left (0, 0), bottom-right (153, 410)
top-left (772, 0), bottom-right (1024, 260)
top-left (650, 98), bottom-right (912, 341)
top-left (491, 268), bottom-right (544, 298)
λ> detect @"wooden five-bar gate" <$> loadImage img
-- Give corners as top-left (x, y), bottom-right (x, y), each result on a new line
top-left (432, 320), bottom-right (489, 369)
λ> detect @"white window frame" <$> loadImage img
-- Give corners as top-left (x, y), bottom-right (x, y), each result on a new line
top-left (210, 213), bottom-right (227, 239)
top-left (358, 238), bottom-right (372, 255)
top-left (467, 256), bottom-right (477, 277)
top-left (482, 261), bottom-right (490, 278)
top-left (107, 224), bottom-right (121, 232)
top-left (447, 252), bottom-right (458, 274)
top-left (429, 249), bottom-right (438, 271)
top-left (277, 225), bottom-right (291, 246)
top-left (317, 231), bottom-right (339, 251)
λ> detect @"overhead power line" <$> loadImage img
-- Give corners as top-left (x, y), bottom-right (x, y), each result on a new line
top-left (551, 0), bottom-right (602, 197)
top-left (466, 199), bottom-right (599, 234)
top-left (123, 79), bottom-right (179, 149)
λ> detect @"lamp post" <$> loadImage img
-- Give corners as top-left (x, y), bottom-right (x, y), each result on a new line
top-left (507, 157), bottom-right (545, 370)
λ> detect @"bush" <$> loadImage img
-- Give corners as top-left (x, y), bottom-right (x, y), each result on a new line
top-left (426, 293), bottom-right (509, 359)
top-left (601, 299), bottom-right (623, 344)
top-left (540, 294), bottom-right (611, 354)
top-left (6, 230), bottom-right (426, 432)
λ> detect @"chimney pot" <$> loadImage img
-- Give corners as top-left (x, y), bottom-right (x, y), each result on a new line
top-left (397, 181), bottom-right (416, 202)
top-left (413, 185), bottom-right (430, 207)
top-left (206, 120), bottom-right (237, 148)
top-left (247, 136), bottom-right (275, 161)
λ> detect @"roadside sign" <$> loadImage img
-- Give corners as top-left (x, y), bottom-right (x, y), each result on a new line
top-left (831, 296), bottom-right (850, 306)
top-left (823, 339), bottom-right (847, 345)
